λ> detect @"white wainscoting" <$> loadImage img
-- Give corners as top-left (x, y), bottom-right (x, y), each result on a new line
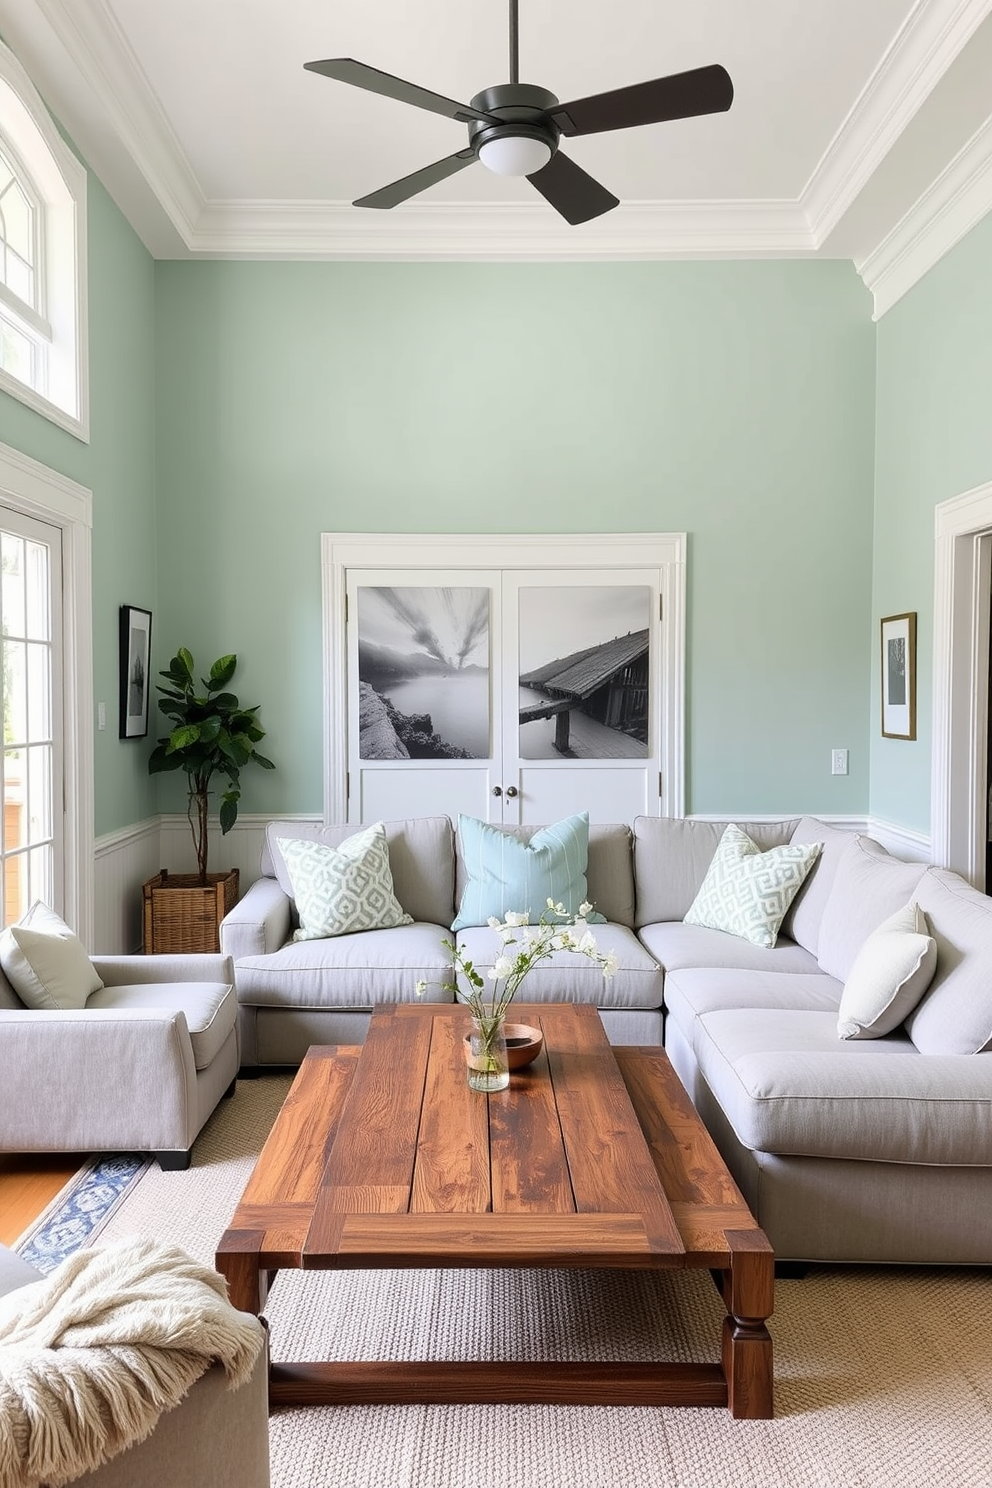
top-left (865, 816), bottom-right (932, 862)
top-left (93, 808), bottom-right (934, 955)
top-left (93, 817), bottom-right (161, 954)
top-left (93, 813), bottom-right (320, 953)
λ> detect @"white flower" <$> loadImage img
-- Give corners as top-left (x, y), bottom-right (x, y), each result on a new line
top-left (491, 955), bottom-right (514, 979)
top-left (576, 930), bottom-right (599, 954)
top-left (487, 916), bottom-right (502, 930)
top-left (415, 979), bottom-right (428, 996)
top-left (601, 951), bottom-right (620, 979)
top-left (504, 910), bottom-right (529, 928)
top-left (499, 924), bottom-right (519, 944)
top-left (572, 918), bottom-right (588, 936)
top-left (579, 901), bottom-right (593, 918)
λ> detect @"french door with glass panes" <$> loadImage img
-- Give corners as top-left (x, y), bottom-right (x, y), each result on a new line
top-left (0, 508), bottom-right (62, 925)
top-left (324, 534), bottom-right (685, 828)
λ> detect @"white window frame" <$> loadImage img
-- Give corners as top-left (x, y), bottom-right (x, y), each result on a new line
top-left (0, 437), bottom-right (93, 939)
top-left (0, 40), bottom-right (88, 442)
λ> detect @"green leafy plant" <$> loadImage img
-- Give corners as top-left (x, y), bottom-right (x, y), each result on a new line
top-left (148, 648), bottom-right (274, 884)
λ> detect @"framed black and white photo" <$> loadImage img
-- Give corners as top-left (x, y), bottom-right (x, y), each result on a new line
top-left (518, 585), bottom-right (650, 759)
top-left (356, 586), bottom-right (490, 760)
top-left (119, 604), bottom-right (152, 738)
top-left (880, 612), bottom-right (916, 740)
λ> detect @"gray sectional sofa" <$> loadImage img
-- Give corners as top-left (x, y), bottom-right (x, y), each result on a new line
top-left (220, 814), bottom-right (992, 1266)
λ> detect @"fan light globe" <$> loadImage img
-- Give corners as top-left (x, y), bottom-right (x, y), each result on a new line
top-left (478, 135), bottom-right (552, 176)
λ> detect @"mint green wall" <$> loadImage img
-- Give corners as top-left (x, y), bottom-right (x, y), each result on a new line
top-left (0, 171), bottom-right (158, 837)
top-left (154, 259), bottom-right (876, 817)
top-left (872, 211), bottom-right (992, 834)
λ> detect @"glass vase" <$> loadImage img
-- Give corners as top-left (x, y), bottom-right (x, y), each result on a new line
top-left (466, 1014), bottom-right (510, 1092)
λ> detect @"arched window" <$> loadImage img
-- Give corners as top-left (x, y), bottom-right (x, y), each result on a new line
top-left (0, 41), bottom-right (88, 442)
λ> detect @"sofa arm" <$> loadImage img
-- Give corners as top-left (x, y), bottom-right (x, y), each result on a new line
top-left (0, 1008), bottom-right (199, 1152)
top-left (220, 877), bottom-right (292, 959)
top-left (92, 953), bottom-right (235, 986)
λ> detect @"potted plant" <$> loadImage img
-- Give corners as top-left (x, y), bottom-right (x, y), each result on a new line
top-left (143, 648), bottom-right (274, 953)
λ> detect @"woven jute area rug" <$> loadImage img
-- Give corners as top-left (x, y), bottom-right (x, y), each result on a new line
top-left (96, 1074), bottom-right (992, 1488)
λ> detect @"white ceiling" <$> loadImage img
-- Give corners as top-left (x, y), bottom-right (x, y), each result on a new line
top-left (1, 0), bottom-right (992, 313)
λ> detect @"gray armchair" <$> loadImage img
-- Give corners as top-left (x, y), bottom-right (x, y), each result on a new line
top-left (0, 953), bottom-right (240, 1169)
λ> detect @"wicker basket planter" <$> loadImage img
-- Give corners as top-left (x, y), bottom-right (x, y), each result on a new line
top-left (142, 869), bottom-right (239, 955)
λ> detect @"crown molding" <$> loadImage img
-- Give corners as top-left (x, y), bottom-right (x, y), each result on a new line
top-left (858, 111), bottom-right (992, 316)
top-left (15, 0), bottom-right (205, 244)
top-left (2, 0), bottom-right (991, 308)
top-left (187, 198), bottom-right (815, 261)
top-left (801, 0), bottom-right (992, 241)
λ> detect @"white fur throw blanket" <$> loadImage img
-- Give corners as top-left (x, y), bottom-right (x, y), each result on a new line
top-left (0, 1238), bottom-right (265, 1488)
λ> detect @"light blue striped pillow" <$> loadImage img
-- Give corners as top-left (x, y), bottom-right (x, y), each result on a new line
top-left (452, 812), bottom-right (605, 930)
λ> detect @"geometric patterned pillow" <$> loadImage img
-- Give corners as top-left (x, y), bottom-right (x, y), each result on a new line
top-left (277, 823), bottom-right (413, 941)
top-left (684, 824), bottom-right (822, 949)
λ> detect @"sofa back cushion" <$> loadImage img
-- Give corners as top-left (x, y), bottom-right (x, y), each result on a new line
top-left (904, 868), bottom-right (992, 1054)
top-left (263, 817), bottom-right (455, 928)
top-left (816, 835), bottom-right (927, 982)
top-left (781, 817), bottom-right (859, 955)
top-left (632, 818), bottom-right (799, 929)
top-left (454, 822), bottom-right (635, 928)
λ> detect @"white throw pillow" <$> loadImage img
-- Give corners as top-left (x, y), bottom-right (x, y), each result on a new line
top-left (836, 900), bottom-right (937, 1040)
top-left (684, 824), bottom-right (822, 949)
top-left (0, 901), bottom-right (103, 1010)
top-left (278, 823), bottom-right (414, 941)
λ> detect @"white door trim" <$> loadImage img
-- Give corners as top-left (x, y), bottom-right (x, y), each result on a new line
top-left (0, 439), bottom-right (93, 938)
top-left (932, 479), bottom-right (992, 881)
top-left (321, 532), bottom-right (685, 825)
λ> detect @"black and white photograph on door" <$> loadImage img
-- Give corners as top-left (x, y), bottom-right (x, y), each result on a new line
top-left (518, 586), bottom-right (650, 758)
top-left (357, 587), bottom-right (490, 759)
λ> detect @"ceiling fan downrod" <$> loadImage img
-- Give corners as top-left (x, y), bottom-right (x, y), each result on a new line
top-left (509, 0), bottom-right (519, 85)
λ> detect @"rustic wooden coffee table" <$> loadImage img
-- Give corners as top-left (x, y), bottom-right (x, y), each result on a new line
top-left (216, 1001), bottom-right (774, 1418)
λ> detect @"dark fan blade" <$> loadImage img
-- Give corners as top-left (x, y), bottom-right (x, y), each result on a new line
top-left (304, 58), bottom-right (498, 125)
top-left (354, 149), bottom-right (477, 209)
top-left (551, 64), bottom-right (733, 137)
top-left (527, 151), bottom-right (619, 226)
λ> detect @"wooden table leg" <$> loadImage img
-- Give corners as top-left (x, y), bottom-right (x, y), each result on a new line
top-left (721, 1228), bottom-right (775, 1419)
top-left (215, 1230), bottom-right (270, 1315)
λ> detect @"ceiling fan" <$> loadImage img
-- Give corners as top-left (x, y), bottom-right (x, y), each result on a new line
top-left (304, 0), bottom-right (733, 225)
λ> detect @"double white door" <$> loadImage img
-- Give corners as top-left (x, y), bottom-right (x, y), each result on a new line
top-left (324, 534), bottom-right (684, 829)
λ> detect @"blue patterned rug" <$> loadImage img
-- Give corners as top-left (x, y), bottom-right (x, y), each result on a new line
top-left (15, 1155), bottom-right (150, 1272)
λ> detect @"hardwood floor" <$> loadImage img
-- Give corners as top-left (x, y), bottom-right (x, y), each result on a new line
top-left (0, 1154), bottom-right (83, 1245)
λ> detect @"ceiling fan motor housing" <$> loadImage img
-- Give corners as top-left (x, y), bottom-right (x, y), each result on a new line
top-left (468, 84), bottom-right (561, 166)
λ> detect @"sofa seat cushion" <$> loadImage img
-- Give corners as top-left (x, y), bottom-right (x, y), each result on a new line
top-left (664, 968), bottom-right (842, 1053)
top-left (694, 1008), bottom-right (992, 1166)
top-left (451, 924), bottom-right (663, 1009)
top-left (233, 923), bottom-right (453, 1009)
top-left (638, 921), bottom-right (820, 975)
top-left (86, 982), bottom-right (236, 1070)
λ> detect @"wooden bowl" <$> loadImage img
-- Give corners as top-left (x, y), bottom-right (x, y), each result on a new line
top-left (463, 1022), bottom-right (544, 1071)
top-left (503, 1023), bottom-right (544, 1070)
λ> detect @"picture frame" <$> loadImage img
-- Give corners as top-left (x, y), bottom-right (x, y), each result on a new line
top-left (880, 612), bottom-right (917, 740)
top-left (119, 604), bottom-right (152, 739)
